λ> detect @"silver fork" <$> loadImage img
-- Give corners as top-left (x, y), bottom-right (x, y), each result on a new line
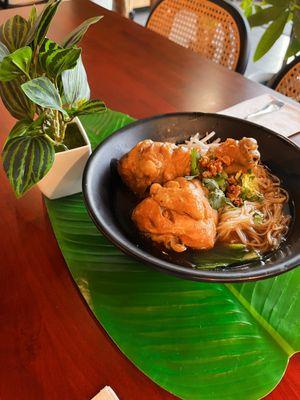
top-left (245, 99), bottom-right (285, 120)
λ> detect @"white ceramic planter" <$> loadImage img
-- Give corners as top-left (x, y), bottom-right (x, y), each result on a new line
top-left (37, 118), bottom-right (91, 199)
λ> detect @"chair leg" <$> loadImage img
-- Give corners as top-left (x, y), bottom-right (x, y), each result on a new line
top-left (112, 0), bottom-right (130, 17)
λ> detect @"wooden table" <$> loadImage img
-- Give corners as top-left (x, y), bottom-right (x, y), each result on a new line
top-left (0, 1), bottom-right (299, 399)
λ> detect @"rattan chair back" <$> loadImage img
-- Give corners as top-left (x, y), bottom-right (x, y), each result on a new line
top-left (146, 0), bottom-right (250, 73)
top-left (269, 56), bottom-right (300, 102)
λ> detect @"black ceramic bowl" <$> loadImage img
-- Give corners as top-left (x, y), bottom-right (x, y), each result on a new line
top-left (82, 113), bottom-right (300, 282)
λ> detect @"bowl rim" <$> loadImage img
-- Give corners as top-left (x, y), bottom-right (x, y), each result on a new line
top-left (82, 111), bottom-right (300, 283)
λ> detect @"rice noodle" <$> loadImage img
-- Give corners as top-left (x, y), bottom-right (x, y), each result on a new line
top-left (217, 165), bottom-right (290, 252)
top-left (186, 132), bottom-right (291, 253)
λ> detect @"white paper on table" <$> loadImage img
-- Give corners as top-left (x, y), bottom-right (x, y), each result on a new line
top-left (218, 94), bottom-right (300, 138)
top-left (91, 386), bottom-right (120, 400)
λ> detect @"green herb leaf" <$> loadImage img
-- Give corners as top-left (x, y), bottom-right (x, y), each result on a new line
top-left (0, 42), bottom-right (9, 62)
top-left (203, 178), bottom-right (219, 191)
top-left (39, 45), bottom-right (81, 78)
top-left (0, 77), bottom-right (35, 119)
top-left (208, 188), bottom-right (227, 210)
top-left (21, 77), bottom-right (67, 115)
top-left (62, 56), bottom-right (90, 105)
top-left (254, 11), bottom-right (289, 61)
top-left (190, 148), bottom-right (201, 175)
top-left (68, 99), bottom-right (106, 117)
top-left (61, 16), bottom-right (103, 48)
top-left (253, 211), bottom-right (264, 224)
top-left (248, 6), bottom-right (287, 27)
top-left (0, 15), bottom-right (30, 52)
top-left (184, 175), bottom-right (198, 181)
top-left (27, 0), bottom-right (62, 50)
top-left (2, 134), bottom-right (55, 197)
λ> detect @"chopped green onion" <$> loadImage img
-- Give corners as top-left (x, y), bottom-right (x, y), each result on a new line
top-left (190, 148), bottom-right (201, 175)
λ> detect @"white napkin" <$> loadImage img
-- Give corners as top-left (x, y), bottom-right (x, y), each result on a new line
top-left (91, 386), bottom-right (119, 400)
top-left (219, 94), bottom-right (300, 138)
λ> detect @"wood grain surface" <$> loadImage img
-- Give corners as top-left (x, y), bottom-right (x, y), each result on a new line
top-left (0, 1), bottom-right (299, 399)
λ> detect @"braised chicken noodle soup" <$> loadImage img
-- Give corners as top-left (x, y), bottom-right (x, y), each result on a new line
top-left (117, 133), bottom-right (290, 265)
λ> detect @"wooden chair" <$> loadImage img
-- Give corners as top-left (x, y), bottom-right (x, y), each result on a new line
top-left (269, 56), bottom-right (300, 102)
top-left (146, 0), bottom-right (250, 74)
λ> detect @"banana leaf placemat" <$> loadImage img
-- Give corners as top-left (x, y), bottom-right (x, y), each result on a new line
top-left (45, 110), bottom-right (300, 400)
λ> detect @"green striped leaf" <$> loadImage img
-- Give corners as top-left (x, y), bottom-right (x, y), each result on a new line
top-left (39, 45), bottom-right (81, 78)
top-left (21, 77), bottom-right (67, 116)
top-left (28, 5), bottom-right (38, 29)
top-left (61, 16), bottom-right (103, 48)
top-left (68, 99), bottom-right (106, 117)
top-left (2, 134), bottom-right (54, 197)
top-left (0, 46), bottom-right (32, 82)
top-left (40, 38), bottom-right (60, 53)
top-left (0, 42), bottom-right (9, 62)
top-left (0, 77), bottom-right (35, 120)
top-left (5, 119), bottom-right (32, 144)
top-left (254, 11), bottom-right (289, 61)
top-left (27, 0), bottom-right (62, 50)
top-left (62, 56), bottom-right (90, 105)
top-left (0, 15), bottom-right (30, 52)
top-left (4, 115), bottom-right (45, 146)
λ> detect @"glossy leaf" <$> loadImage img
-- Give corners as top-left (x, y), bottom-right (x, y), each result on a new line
top-left (293, 9), bottom-right (300, 41)
top-left (0, 47), bottom-right (32, 82)
top-left (39, 45), bottom-right (81, 78)
top-left (0, 77), bottom-right (35, 120)
top-left (62, 56), bottom-right (90, 105)
top-left (265, 0), bottom-right (289, 7)
top-left (248, 6), bottom-right (286, 27)
top-left (45, 110), bottom-right (300, 400)
top-left (0, 42), bottom-right (9, 62)
top-left (21, 77), bottom-right (67, 115)
top-left (2, 134), bottom-right (54, 197)
top-left (254, 11), bottom-right (289, 61)
top-left (0, 15), bottom-right (30, 52)
top-left (61, 16), bottom-right (103, 48)
top-left (27, 0), bottom-right (61, 49)
top-left (285, 35), bottom-right (300, 59)
top-left (241, 0), bottom-right (253, 17)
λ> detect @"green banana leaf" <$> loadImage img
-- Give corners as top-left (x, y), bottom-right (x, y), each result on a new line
top-left (46, 110), bottom-right (300, 400)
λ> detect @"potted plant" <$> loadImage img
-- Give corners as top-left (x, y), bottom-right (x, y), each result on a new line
top-left (241, 0), bottom-right (300, 62)
top-left (0, 0), bottom-right (106, 199)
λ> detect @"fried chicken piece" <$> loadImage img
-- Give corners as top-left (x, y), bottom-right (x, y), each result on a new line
top-left (118, 140), bottom-right (191, 195)
top-left (132, 177), bottom-right (218, 252)
top-left (211, 137), bottom-right (260, 174)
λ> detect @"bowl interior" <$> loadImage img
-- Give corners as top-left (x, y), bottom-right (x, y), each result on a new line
top-left (83, 113), bottom-right (300, 282)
